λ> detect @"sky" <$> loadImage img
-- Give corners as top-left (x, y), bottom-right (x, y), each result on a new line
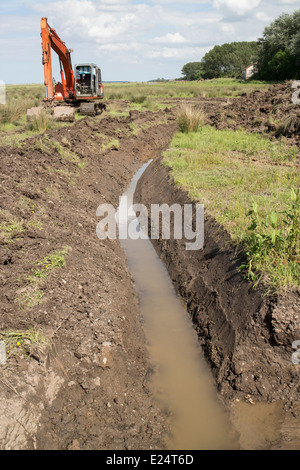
top-left (0, 0), bottom-right (299, 83)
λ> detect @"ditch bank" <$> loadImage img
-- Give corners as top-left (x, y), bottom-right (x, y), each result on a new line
top-left (0, 109), bottom-right (177, 450)
top-left (134, 156), bottom-right (300, 408)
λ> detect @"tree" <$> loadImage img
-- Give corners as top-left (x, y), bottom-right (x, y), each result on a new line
top-left (257, 10), bottom-right (300, 80)
top-left (199, 42), bottom-right (258, 79)
top-left (181, 62), bottom-right (203, 81)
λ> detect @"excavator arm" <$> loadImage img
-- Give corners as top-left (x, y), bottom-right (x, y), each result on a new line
top-left (41, 17), bottom-right (75, 101)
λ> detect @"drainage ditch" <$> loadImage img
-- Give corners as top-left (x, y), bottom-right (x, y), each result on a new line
top-left (117, 161), bottom-right (238, 450)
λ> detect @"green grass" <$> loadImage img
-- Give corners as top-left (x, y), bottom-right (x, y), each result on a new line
top-left (104, 78), bottom-right (271, 101)
top-left (16, 247), bottom-right (70, 309)
top-left (27, 247), bottom-right (69, 283)
top-left (163, 126), bottom-right (300, 291)
top-left (169, 126), bottom-right (298, 162)
top-left (0, 84), bottom-right (44, 124)
top-left (240, 192), bottom-right (299, 289)
top-left (101, 137), bottom-right (120, 151)
top-left (0, 327), bottom-right (48, 360)
top-left (0, 210), bottom-right (25, 243)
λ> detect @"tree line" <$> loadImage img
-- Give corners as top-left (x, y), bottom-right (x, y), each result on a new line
top-left (181, 9), bottom-right (300, 81)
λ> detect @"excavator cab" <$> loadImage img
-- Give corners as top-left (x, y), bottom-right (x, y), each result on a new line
top-left (75, 64), bottom-right (104, 99)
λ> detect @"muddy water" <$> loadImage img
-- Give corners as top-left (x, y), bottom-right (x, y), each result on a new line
top-left (117, 162), bottom-right (238, 450)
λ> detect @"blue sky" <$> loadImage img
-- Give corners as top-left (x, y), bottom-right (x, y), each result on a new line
top-left (0, 0), bottom-right (299, 83)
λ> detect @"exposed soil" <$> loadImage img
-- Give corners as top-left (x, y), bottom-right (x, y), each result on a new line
top-left (209, 81), bottom-right (300, 145)
top-left (0, 83), bottom-right (299, 450)
top-left (0, 109), bottom-right (177, 450)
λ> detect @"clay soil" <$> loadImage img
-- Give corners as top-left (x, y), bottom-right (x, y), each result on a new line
top-left (0, 108), bottom-right (177, 450)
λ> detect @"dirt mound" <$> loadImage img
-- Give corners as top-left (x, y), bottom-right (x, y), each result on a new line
top-left (210, 81), bottom-right (300, 144)
top-left (0, 109), bottom-right (177, 449)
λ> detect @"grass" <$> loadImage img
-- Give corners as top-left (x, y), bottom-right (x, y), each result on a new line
top-left (0, 79), bottom-right (271, 147)
top-left (104, 78), bottom-right (272, 101)
top-left (16, 247), bottom-right (70, 309)
top-left (28, 109), bottom-right (53, 133)
top-left (27, 247), bottom-right (69, 282)
top-left (177, 104), bottom-right (205, 133)
top-left (0, 84), bottom-right (44, 125)
top-left (101, 138), bottom-right (120, 151)
top-left (0, 100), bottom-right (31, 124)
top-left (275, 113), bottom-right (300, 137)
top-left (0, 327), bottom-right (48, 361)
top-left (163, 125), bottom-right (300, 291)
top-left (240, 191), bottom-right (299, 288)
top-left (0, 84), bottom-right (74, 146)
top-left (0, 210), bottom-right (25, 243)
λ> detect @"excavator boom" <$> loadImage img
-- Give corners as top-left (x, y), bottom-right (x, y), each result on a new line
top-left (41, 17), bottom-right (75, 101)
top-left (40, 17), bottom-right (54, 100)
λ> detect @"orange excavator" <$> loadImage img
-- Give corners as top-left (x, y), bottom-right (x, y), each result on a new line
top-left (40, 17), bottom-right (105, 116)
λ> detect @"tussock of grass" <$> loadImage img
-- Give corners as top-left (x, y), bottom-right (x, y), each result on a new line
top-left (275, 113), bottom-right (300, 137)
top-left (177, 104), bottom-right (205, 133)
top-left (28, 110), bottom-right (53, 133)
top-left (129, 94), bottom-right (147, 104)
top-left (0, 101), bottom-right (29, 124)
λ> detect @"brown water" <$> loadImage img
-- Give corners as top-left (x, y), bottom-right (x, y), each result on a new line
top-left (117, 162), bottom-right (237, 450)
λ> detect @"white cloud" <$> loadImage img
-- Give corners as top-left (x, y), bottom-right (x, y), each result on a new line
top-left (220, 23), bottom-right (236, 34)
top-left (0, 14), bottom-right (38, 36)
top-left (256, 11), bottom-right (271, 22)
top-left (213, 0), bottom-right (261, 15)
top-left (147, 46), bottom-right (211, 60)
top-left (153, 33), bottom-right (188, 44)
